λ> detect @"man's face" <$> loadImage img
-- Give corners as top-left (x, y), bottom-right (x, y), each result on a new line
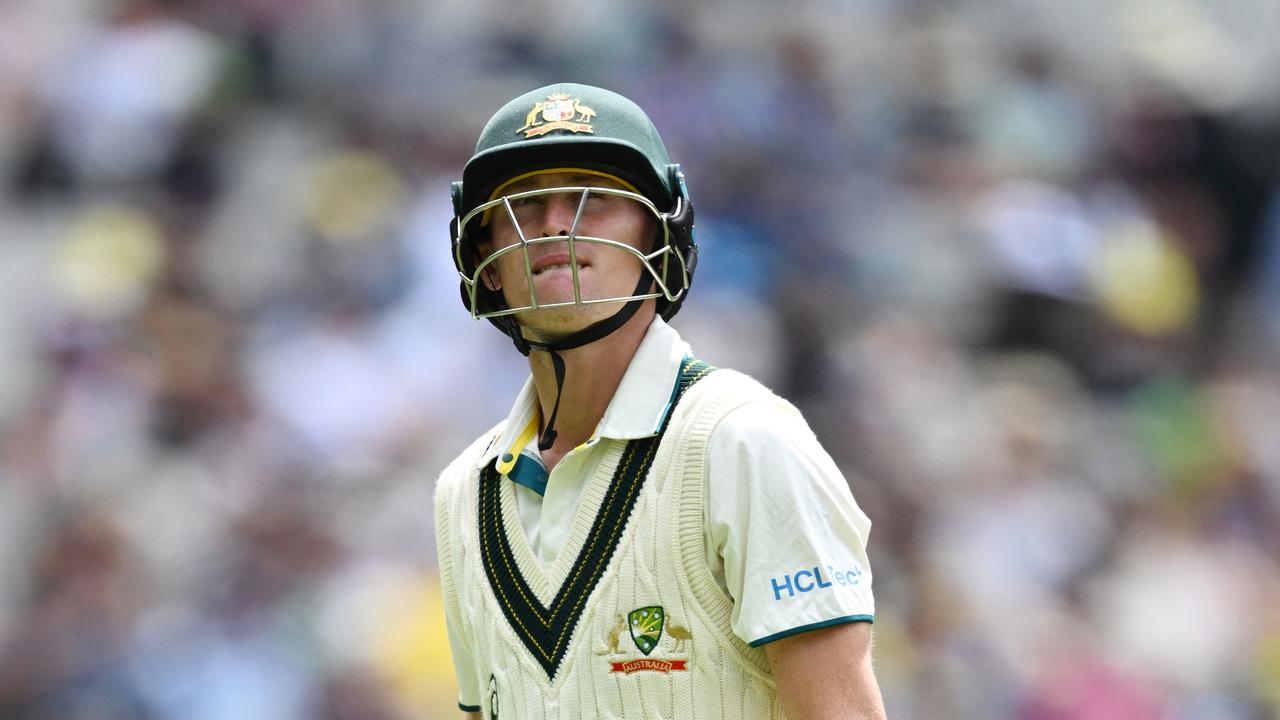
top-left (478, 170), bottom-right (657, 339)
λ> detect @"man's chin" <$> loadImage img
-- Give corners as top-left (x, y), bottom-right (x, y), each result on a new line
top-left (515, 301), bottom-right (630, 342)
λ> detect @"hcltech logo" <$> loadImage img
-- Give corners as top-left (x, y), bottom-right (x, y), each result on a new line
top-left (770, 565), bottom-right (864, 601)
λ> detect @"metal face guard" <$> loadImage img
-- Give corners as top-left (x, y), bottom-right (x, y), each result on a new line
top-left (454, 186), bottom-right (692, 320)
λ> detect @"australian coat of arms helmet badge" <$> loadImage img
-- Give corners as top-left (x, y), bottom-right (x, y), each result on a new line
top-left (518, 92), bottom-right (597, 138)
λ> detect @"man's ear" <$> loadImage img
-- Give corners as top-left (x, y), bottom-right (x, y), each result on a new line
top-left (474, 230), bottom-right (501, 292)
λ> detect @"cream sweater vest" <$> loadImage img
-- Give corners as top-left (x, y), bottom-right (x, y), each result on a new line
top-left (436, 368), bottom-right (788, 719)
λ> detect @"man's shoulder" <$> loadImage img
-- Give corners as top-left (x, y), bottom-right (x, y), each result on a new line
top-left (435, 421), bottom-right (504, 495)
top-left (672, 365), bottom-right (807, 437)
top-left (689, 365), bottom-right (786, 408)
top-left (687, 367), bottom-right (814, 440)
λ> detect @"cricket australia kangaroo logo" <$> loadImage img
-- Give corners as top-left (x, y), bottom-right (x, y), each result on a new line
top-left (598, 606), bottom-right (690, 674)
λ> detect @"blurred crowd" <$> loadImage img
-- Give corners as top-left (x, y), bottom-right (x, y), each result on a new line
top-left (2, 0), bottom-right (1280, 718)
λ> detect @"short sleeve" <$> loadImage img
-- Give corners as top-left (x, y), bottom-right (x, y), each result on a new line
top-left (445, 620), bottom-right (482, 711)
top-left (706, 398), bottom-right (875, 647)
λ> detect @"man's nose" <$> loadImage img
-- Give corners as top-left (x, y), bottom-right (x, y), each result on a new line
top-left (540, 193), bottom-right (583, 237)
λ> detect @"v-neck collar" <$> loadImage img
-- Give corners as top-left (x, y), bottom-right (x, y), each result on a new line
top-left (475, 357), bottom-right (715, 680)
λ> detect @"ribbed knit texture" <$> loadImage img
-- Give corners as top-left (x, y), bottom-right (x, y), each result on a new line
top-left (436, 369), bottom-right (789, 719)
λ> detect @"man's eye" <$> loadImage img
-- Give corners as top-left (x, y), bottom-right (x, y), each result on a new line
top-left (511, 195), bottom-right (544, 207)
top-left (587, 192), bottom-right (611, 204)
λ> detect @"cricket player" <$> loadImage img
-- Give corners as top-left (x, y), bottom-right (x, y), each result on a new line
top-left (435, 82), bottom-right (886, 719)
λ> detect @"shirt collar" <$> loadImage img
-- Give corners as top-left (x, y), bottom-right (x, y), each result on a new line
top-left (598, 316), bottom-right (689, 440)
top-left (477, 316), bottom-right (690, 469)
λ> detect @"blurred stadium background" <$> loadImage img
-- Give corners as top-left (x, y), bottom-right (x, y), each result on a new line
top-left (2, 0), bottom-right (1280, 717)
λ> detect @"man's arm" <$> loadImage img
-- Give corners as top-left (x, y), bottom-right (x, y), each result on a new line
top-left (764, 621), bottom-right (887, 720)
top-left (464, 713), bottom-right (480, 720)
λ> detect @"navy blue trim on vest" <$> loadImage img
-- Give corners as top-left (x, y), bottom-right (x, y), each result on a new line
top-left (477, 357), bottom-right (714, 680)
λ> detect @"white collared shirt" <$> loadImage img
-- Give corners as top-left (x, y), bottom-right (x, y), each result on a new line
top-left (478, 315), bottom-right (688, 568)
top-left (471, 317), bottom-right (875, 647)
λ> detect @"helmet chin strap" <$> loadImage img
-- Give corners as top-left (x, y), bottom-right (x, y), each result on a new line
top-left (524, 271), bottom-right (652, 452)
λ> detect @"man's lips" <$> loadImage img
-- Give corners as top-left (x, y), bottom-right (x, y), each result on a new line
top-left (531, 254), bottom-right (589, 275)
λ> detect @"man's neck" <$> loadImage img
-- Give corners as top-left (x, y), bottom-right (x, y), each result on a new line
top-left (525, 309), bottom-right (655, 472)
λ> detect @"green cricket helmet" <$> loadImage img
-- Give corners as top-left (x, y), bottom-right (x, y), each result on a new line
top-left (450, 82), bottom-right (697, 355)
